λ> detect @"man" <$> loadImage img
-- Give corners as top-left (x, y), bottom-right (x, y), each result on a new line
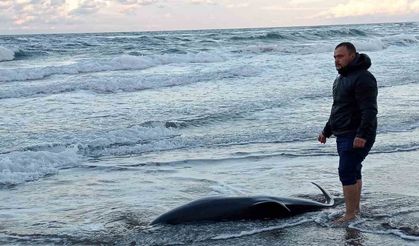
top-left (318, 42), bottom-right (378, 223)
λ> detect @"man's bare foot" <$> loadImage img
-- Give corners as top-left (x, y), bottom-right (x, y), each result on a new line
top-left (333, 213), bottom-right (357, 224)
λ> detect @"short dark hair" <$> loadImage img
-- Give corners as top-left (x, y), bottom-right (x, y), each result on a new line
top-left (335, 42), bottom-right (356, 54)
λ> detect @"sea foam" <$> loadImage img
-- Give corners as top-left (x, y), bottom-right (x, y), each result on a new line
top-left (0, 46), bottom-right (15, 62)
top-left (0, 65), bottom-right (259, 99)
top-left (0, 147), bottom-right (80, 185)
top-left (0, 52), bottom-right (226, 82)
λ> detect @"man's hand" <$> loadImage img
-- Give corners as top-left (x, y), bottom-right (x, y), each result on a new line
top-left (318, 132), bottom-right (327, 144)
top-left (353, 137), bottom-right (366, 148)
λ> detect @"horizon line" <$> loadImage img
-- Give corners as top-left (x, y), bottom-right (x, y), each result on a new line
top-left (1, 20), bottom-right (417, 36)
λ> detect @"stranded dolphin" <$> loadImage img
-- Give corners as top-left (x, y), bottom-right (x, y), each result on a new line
top-left (151, 182), bottom-right (334, 225)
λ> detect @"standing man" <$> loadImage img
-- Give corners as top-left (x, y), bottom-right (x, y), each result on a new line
top-left (318, 42), bottom-right (378, 223)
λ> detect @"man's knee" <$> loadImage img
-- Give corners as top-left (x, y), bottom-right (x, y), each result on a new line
top-left (338, 168), bottom-right (357, 186)
top-left (355, 169), bottom-right (362, 180)
top-left (339, 150), bottom-right (363, 186)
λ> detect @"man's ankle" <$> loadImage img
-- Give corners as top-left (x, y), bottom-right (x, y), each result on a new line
top-left (345, 212), bottom-right (356, 218)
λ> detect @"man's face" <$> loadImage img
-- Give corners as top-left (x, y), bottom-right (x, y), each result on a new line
top-left (334, 46), bottom-right (356, 70)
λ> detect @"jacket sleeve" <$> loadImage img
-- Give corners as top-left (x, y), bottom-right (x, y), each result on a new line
top-left (355, 72), bottom-right (378, 139)
top-left (322, 117), bottom-right (332, 138)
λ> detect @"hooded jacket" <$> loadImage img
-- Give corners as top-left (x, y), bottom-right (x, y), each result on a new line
top-left (323, 53), bottom-right (378, 139)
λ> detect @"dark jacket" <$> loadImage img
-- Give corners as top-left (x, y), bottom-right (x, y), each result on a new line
top-left (323, 53), bottom-right (378, 139)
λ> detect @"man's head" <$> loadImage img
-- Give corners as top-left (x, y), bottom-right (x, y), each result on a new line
top-left (334, 42), bottom-right (357, 70)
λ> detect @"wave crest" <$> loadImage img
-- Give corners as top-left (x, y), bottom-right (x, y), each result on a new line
top-left (0, 52), bottom-right (226, 82)
top-left (0, 65), bottom-right (259, 99)
top-left (0, 46), bottom-right (15, 62)
top-left (0, 147), bottom-right (80, 186)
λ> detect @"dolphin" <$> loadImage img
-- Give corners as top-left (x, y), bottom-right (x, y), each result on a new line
top-left (151, 182), bottom-right (334, 225)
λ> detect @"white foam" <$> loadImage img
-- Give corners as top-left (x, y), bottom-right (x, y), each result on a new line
top-left (0, 147), bottom-right (80, 185)
top-left (0, 65), bottom-right (259, 99)
top-left (354, 35), bottom-right (418, 52)
top-left (348, 220), bottom-right (419, 241)
top-left (79, 136), bottom-right (181, 158)
top-left (243, 44), bottom-right (285, 53)
top-left (243, 42), bottom-right (382, 55)
top-left (239, 37), bottom-right (397, 55)
top-left (354, 39), bottom-right (386, 52)
top-left (25, 125), bottom-right (179, 158)
top-left (0, 125), bottom-right (179, 184)
top-left (382, 34), bottom-right (419, 46)
top-left (77, 125), bottom-right (177, 154)
top-left (0, 46), bottom-right (15, 62)
top-left (0, 52), bottom-right (226, 82)
top-left (212, 218), bottom-right (312, 240)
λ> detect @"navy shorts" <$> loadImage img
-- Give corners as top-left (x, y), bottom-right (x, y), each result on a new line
top-left (336, 132), bottom-right (375, 186)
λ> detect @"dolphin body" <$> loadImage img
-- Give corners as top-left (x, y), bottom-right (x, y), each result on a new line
top-left (151, 182), bottom-right (334, 225)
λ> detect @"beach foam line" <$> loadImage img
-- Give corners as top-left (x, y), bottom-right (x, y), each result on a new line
top-left (3, 124), bottom-right (180, 161)
top-left (348, 220), bottom-right (419, 241)
top-left (0, 147), bottom-right (80, 186)
top-left (0, 125), bottom-right (180, 186)
top-left (0, 65), bottom-right (260, 99)
top-left (0, 52), bottom-right (226, 82)
top-left (74, 125), bottom-right (178, 157)
top-left (0, 46), bottom-right (15, 62)
top-left (212, 218), bottom-right (312, 240)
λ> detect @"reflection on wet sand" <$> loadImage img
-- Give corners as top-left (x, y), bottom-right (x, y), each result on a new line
top-left (345, 228), bottom-right (364, 246)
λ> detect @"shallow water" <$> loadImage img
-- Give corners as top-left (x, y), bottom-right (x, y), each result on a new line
top-left (1, 22), bottom-right (419, 245)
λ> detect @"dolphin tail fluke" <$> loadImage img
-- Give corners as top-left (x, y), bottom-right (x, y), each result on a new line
top-left (311, 182), bottom-right (334, 206)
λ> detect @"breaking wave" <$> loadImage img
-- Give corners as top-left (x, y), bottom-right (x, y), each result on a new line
top-left (0, 52), bottom-right (226, 82)
top-left (229, 28), bottom-right (369, 42)
top-left (0, 65), bottom-right (260, 99)
top-left (0, 46), bottom-right (15, 62)
top-left (0, 147), bottom-right (80, 186)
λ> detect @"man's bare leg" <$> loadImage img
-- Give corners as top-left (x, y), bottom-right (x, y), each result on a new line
top-left (335, 184), bottom-right (358, 223)
top-left (355, 179), bottom-right (362, 214)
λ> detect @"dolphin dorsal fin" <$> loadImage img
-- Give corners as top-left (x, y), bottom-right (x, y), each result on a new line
top-left (311, 182), bottom-right (334, 206)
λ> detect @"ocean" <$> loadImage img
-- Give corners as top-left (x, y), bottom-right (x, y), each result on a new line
top-left (1, 22), bottom-right (418, 245)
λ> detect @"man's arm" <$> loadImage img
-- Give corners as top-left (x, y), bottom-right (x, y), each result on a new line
top-left (322, 117), bottom-right (333, 138)
top-left (355, 72), bottom-right (378, 140)
top-left (318, 116), bottom-right (332, 144)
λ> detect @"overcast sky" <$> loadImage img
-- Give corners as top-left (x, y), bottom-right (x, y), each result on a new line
top-left (1, 0), bottom-right (419, 34)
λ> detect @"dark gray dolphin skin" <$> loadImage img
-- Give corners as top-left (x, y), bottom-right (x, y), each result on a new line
top-left (151, 182), bottom-right (334, 225)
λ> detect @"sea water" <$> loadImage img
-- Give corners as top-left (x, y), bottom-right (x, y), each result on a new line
top-left (1, 22), bottom-right (419, 245)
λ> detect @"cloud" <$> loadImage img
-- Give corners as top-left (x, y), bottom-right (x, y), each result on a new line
top-left (289, 0), bottom-right (326, 4)
top-left (50, 0), bottom-right (66, 6)
top-left (260, 0), bottom-right (330, 11)
top-left (69, 1), bottom-right (104, 15)
top-left (118, 0), bottom-right (138, 3)
top-left (4, 0), bottom-right (69, 26)
top-left (0, 0), bottom-right (13, 9)
top-left (225, 3), bottom-right (250, 8)
top-left (261, 5), bottom-right (325, 11)
top-left (29, 0), bottom-right (45, 4)
top-left (117, 0), bottom-right (159, 5)
top-left (1, 0), bottom-right (418, 34)
top-left (188, 0), bottom-right (217, 5)
top-left (0, 0), bottom-right (163, 30)
top-left (114, 0), bottom-right (161, 14)
top-left (323, 0), bottom-right (419, 18)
